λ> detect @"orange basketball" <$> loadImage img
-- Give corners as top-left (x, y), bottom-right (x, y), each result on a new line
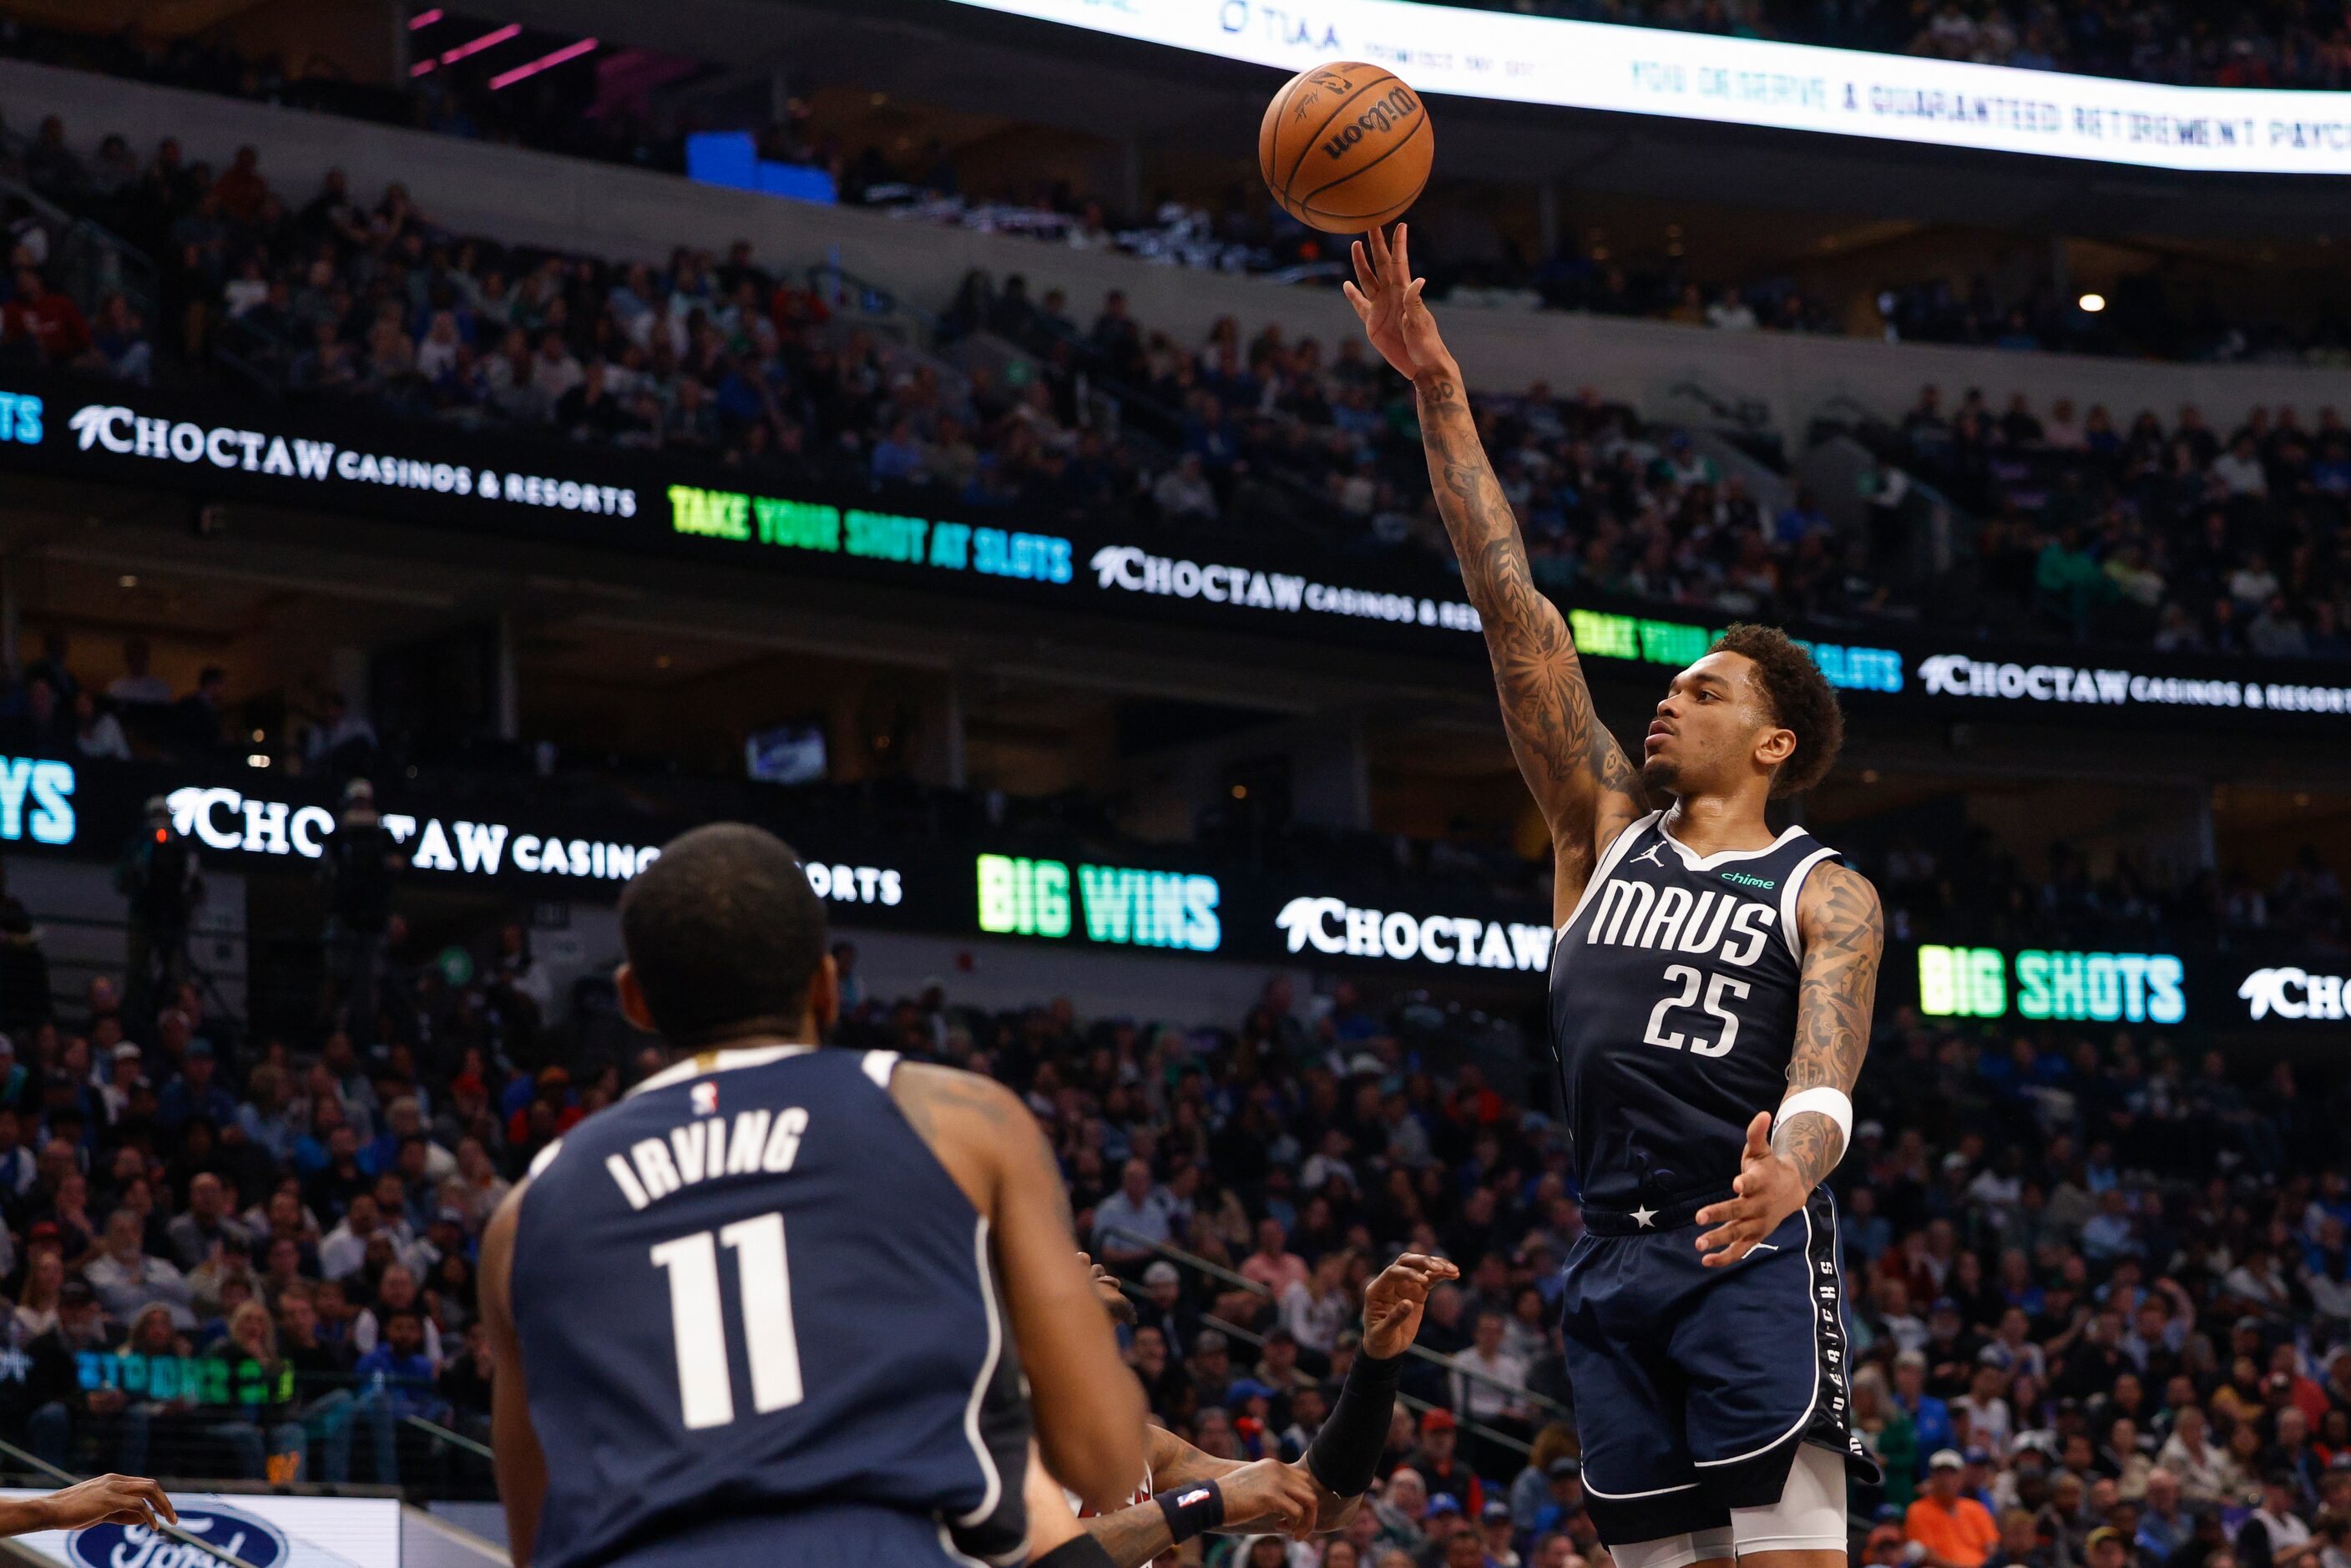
top-left (1258, 62), bottom-right (1433, 235)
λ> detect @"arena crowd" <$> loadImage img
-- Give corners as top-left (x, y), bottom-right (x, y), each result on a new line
top-left (0, 806), bottom-right (2339, 1568)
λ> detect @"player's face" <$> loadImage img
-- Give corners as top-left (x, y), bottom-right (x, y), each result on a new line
top-left (1640, 652), bottom-right (1788, 799)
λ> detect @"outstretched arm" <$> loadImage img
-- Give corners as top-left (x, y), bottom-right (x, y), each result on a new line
top-left (893, 1064), bottom-right (1146, 1513)
top-left (1346, 226), bottom-right (1644, 918)
top-left (1074, 1254), bottom-right (1457, 1566)
top-left (1694, 862), bottom-right (1883, 1266)
top-left (0, 1476), bottom-right (174, 1536)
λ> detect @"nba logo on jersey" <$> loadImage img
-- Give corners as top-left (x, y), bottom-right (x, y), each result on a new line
top-left (691, 1081), bottom-right (719, 1116)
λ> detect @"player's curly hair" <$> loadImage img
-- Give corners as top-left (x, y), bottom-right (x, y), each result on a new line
top-left (1710, 623), bottom-right (1844, 797)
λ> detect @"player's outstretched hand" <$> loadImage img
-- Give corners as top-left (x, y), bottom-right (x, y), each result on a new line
top-left (1693, 1112), bottom-right (1807, 1268)
top-left (35, 1474), bottom-right (177, 1532)
top-left (1219, 1458), bottom-right (1323, 1539)
top-left (1343, 224), bottom-right (1449, 382)
top-left (1362, 1252), bottom-right (1460, 1358)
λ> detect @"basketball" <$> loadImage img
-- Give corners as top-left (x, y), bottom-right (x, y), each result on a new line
top-left (1258, 62), bottom-right (1433, 234)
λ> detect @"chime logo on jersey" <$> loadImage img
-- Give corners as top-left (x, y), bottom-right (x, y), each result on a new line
top-left (1586, 881), bottom-right (1777, 965)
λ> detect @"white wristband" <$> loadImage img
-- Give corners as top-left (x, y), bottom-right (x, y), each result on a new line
top-left (1775, 1087), bottom-right (1854, 1166)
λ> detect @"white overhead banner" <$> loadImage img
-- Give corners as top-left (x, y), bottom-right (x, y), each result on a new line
top-left (945, 0), bottom-right (2351, 175)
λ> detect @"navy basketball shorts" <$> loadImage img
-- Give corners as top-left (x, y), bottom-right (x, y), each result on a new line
top-left (1558, 1187), bottom-right (1880, 1545)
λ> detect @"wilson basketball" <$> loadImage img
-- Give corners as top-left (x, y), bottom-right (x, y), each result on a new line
top-left (1258, 62), bottom-right (1433, 234)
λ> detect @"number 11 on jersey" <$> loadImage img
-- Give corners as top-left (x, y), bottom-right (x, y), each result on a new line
top-left (650, 1211), bottom-right (805, 1429)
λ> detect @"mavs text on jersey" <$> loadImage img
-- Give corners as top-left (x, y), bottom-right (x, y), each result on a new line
top-left (1548, 812), bottom-right (1878, 1544)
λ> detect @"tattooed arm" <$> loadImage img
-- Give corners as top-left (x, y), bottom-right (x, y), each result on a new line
top-left (1693, 861), bottom-right (1883, 1267)
top-left (1345, 225), bottom-right (1645, 921)
top-left (1777, 862), bottom-right (1883, 1184)
top-left (892, 1063), bottom-right (1147, 1510)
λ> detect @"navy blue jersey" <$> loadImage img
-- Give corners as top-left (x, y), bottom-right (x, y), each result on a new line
top-left (1549, 812), bottom-right (1840, 1211)
top-left (511, 1045), bottom-right (1028, 1568)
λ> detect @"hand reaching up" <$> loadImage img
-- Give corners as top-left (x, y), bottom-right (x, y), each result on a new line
top-left (1342, 224), bottom-right (1453, 382)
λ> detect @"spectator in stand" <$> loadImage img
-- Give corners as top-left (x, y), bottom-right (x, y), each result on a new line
top-left (1150, 451), bottom-right (1219, 521)
top-left (164, 1171), bottom-right (251, 1272)
top-left (1239, 1216), bottom-right (1308, 1297)
top-left (1, 266), bottom-right (93, 365)
top-left (105, 637), bottom-right (171, 709)
top-left (83, 1206), bottom-right (196, 1330)
top-left (319, 781), bottom-right (402, 1051)
top-left (1911, 1447), bottom-right (2003, 1567)
top-left (1092, 1155), bottom-right (1175, 1267)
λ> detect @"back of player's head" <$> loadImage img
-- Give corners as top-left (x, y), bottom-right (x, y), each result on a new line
top-left (1711, 623), bottom-right (1844, 797)
top-left (619, 823), bottom-right (829, 1048)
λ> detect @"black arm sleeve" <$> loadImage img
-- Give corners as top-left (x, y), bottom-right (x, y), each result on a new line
top-left (1304, 1349), bottom-right (1403, 1497)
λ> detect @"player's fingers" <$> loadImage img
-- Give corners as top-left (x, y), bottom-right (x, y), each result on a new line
top-left (134, 1482), bottom-right (174, 1524)
top-left (1342, 281), bottom-right (1373, 321)
top-left (1351, 239), bottom-right (1378, 292)
top-left (1743, 1110), bottom-right (1772, 1156)
top-left (1363, 223), bottom-right (1390, 278)
top-left (1696, 1214), bottom-right (1756, 1250)
top-left (1393, 221), bottom-right (1411, 279)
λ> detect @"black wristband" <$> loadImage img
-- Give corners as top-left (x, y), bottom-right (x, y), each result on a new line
top-left (1154, 1478), bottom-right (1226, 1544)
top-left (1305, 1348), bottom-right (1403, 1498)
top-left (1033, 1537), bottom-right (1116, 1568)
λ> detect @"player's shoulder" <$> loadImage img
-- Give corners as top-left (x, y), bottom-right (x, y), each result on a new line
top-left (1794, 857), bottom-right (1883, 934)
top-left (889, 1060), bottom-right (1032, 1141)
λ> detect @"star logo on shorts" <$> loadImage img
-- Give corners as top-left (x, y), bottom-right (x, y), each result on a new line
top-left (1631, 1205), bottom-right (1657, 1229)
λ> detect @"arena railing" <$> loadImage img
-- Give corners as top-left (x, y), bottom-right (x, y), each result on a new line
top-left (14, 1363), bottom-right (492, 1498)
top-left (1119, 1234), bottom-right (1568, 1453)
top-left (0, 170), bottom-right (157, 328)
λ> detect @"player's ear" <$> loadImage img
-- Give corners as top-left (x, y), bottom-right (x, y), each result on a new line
top-left (1753, 724), bottom-right (1797, 774)
top-left (807, 951), bottom-right (840, 1036)
top-left (614, 963), bottom-right (656, 1033)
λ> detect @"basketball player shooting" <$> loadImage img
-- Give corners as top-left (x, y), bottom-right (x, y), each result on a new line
top-left (1347, 225), bottom-right (1884, 1568)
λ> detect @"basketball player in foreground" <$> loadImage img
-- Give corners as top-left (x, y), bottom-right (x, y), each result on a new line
top-left (1022, 1250), bottom-right (1458, 1567)
top-left (480, 824), bottom-right (1145, 1568)
top-left (1347, 225), bottom-right (1884, 1568)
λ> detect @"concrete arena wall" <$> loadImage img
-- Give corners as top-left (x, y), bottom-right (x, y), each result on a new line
top-left (7, 58), bottom-right (2344, 438)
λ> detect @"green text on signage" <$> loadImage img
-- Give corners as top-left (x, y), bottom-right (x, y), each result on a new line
top-left (669, 485), bottom-right (1073, 583)
top-left (975, 854), bottom-right (1221, 952)
top-left (1566, 609), bottom-right (1903, 693)
top-left (1918, 945), bottom-right (2185, 1024)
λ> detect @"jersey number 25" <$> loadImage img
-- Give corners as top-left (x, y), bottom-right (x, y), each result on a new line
top-left (1642, 965), bottom-right (1752, 1058)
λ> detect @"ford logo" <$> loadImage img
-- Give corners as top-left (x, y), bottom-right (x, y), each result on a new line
top-left (71, 1503), bottom-right (289, 1568)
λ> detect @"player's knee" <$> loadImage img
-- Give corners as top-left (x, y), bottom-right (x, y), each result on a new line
top-left (1727, 1444), bottom-right (1848, 1558)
